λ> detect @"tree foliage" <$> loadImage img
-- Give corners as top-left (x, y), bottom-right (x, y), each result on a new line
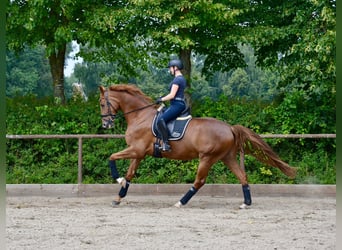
top-left (6, 0), bottom-right (97, 103)
top-left (244, 0), bottom-right (336, 134)
top-left (7, 0), bottom-right (335, 113)
top-left (75, 0), bottom-right (247, 85)
top-left (6, 94), bottom-right (335, 184)
top-left (6, 46), bottom-right (53, 98)
top-left (6, 0), bottom-right (335, 184)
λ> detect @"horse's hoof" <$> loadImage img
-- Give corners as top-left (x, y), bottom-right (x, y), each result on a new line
top-left (174, 201), bottom-right (182, 208)
top-left (239, 203), bottom-right (250, 209)
top-left (111, 200), bottom-right (121, 206)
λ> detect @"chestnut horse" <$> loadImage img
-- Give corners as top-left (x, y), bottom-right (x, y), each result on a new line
top-left (99, 84), bottom-right (296, 208)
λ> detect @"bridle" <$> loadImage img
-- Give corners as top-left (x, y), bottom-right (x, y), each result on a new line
top-left (100, 91), bottom-right (117, 128)
top-left (100, 89), bottom-right (155, 128)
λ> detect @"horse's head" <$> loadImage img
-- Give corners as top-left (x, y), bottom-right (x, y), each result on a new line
top-left (99, 86), bottom-right (119, 129)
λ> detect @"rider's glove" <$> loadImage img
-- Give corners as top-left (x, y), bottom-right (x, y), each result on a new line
top-left (155, 97), bottom-right (163, 104)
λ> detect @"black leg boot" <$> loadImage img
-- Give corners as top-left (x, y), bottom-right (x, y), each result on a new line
top-left (157, 118), bottom-right (171, 152)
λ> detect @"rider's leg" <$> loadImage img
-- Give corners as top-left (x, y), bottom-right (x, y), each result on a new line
top-left (157, 118), bottom-right (171, 151)
top-left (158, 101), bottom-right (186, 152)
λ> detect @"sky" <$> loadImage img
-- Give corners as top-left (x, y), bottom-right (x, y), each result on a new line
top-left (64, 41), bottom-right (83, 77)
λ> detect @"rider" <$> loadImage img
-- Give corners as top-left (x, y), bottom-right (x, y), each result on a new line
top-left (155, 59), bottom-right (187, 152)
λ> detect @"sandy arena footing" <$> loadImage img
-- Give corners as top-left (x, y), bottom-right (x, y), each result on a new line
top-left (6, 184), bottom-right (336, 250)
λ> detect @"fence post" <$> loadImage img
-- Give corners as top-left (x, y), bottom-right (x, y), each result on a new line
top-left (78, 137), bottom-right (83, 184)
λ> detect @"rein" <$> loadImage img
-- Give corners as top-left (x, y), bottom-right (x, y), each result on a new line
top-left (101, 89), bottom-right (155, 120)
top-left (119, 103), bottom-right (156, 117)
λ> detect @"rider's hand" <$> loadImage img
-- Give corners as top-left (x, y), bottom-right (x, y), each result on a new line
top-left (155, 97), bottom-right (163, 104)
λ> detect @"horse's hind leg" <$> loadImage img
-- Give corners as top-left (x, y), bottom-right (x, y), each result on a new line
top-left (174, 157), bottom-right (214, 208)
top-left (222, 155), bottom-right (252, 209)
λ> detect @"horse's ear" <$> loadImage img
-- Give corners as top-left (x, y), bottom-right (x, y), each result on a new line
top-left (99, 86), bottom-right (105, 95)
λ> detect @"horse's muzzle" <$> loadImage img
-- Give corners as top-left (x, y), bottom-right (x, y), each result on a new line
top-left (102, 119), bottom-right (114, 129)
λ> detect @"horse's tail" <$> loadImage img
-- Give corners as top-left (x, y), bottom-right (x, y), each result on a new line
top-left (231, 125), bottom-right (297, 178)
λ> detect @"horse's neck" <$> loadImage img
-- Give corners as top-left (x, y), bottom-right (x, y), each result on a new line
top-left (118, 94), bottom-right (154, 125)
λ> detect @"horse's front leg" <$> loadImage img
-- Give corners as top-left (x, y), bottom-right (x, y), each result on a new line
top-left (107, 146), bottom-right (144, 206)
top-left (111, 158), bottom-right (142, 206)
top-left (108, 146), bottom-right (143, 185)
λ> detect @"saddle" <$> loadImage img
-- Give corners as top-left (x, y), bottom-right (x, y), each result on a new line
top-left (152, 106), bottom-right (192, 141)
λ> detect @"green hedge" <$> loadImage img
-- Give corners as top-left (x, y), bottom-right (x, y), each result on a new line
top-left (6, 95), bottom-right (335, 184)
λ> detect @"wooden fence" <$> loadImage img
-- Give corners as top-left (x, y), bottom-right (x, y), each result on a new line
top-left (6, 134), bottom-right (336, 184)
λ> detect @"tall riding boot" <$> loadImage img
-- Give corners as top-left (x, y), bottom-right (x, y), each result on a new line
top-left (157, 118), bottom-right (171, 152)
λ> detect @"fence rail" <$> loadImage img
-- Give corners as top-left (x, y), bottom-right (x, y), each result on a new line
top-left (6, 133), bottom-right (336, 184)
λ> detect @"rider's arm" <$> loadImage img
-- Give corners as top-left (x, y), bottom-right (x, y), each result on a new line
top-left (161, 84), bottom-right (179, 102)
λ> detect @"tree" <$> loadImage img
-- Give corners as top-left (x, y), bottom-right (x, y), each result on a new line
top-left (6, 46), bottom-right (52, 98)
top-left (246, 0), bottom-right (335, 84)
top-left (69, 58), bottom-right (174, 100)
top-left (244, 0), bottom-right (336, 133)
top-left (6, 0), bottom-right (97, 104)
top-left (222, 68), bottom-right (249, 99)
top-left (76, 0), bottom-right (247, 89)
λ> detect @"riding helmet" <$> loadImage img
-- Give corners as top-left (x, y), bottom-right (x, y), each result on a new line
top-left (167, 59), bottom-right (184, 70)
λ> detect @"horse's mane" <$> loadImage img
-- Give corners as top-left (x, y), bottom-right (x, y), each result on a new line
top-left (109, 84), bottom-right (153, 103)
